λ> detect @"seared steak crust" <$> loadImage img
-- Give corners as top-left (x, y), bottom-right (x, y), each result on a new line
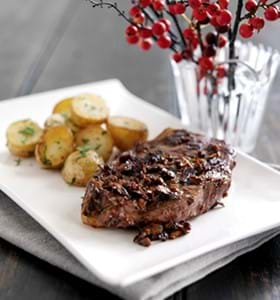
top-left (81, 128), bottom-right (236, 246)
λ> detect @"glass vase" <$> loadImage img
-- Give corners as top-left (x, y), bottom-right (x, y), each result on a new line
top-left (171, 42), bottom-right (280, 153)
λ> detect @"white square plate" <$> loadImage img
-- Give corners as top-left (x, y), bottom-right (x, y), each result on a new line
top-left (0, 79), bottom-right (280, 287)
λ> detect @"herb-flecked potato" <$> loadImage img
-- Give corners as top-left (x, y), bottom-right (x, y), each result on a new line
top-left (75, 125), bottom-right (114, 161)
top-left (44, 113), bottom-right (66, 129)
top-left (6, 119), bottom-right (43, 157)
top-left (35, 125), bottom-right (74, 169)
top-left (61, 149), bottom-right (103, 187)
top-left (52, 98), bottom-right (80, 133)
top-left (71, 94), bottom-right (109, 127)
top-left (107, 116), bottom-right (148, 151)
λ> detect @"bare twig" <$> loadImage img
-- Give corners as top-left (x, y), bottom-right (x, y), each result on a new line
top-left (86, 0), bottom-right (132, 24)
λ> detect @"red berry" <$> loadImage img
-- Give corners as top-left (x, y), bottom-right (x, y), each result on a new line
top-left (159, 18), bottom-right (171, 31)
top-left (250, 16), bottom-right (265, 30)
top-left (152, 21), bottom-right (167, 36)
top-left (172, 52), bottom-right (183, 63)
top-left (139, 27), bottom-right (152, 38)
top-left (207, 3), bottom-right (221, 16)
top-left (174, 2), bottom-right (186, 14)
top-left (183, 48), bottom-right (192, 59)
top-left (193, 7), bottom-right (208, 21)
top-left (210, 16), bottom-right (219, 27)
top-left (205, 32), bottom-right (217, 45)
top-left (216, 9), bottom-right (232, 26)
top-left (199, 56), bottom-right (214, 70)
top-left (239, 23), bottom-right (254, 38)
top-left (152, 0), bottom-right (164, 11)
top-left (264, 6), bottom-right (279, 21)
top-left (125, 25), bottom-right (139, 36)
top-left (139, 39), bottom-right (153, 51)
top-left (183, 28), bottom-right (196, 40)
top-left (157, 34), bottom-right (172, 48)
top-left (133, 12), bottom-right (145, 24)
top-left (168, 4), bottom-right (177, 14)
top-left (217, 35), bottom-right (227, 47)
top-left (216, 25), bottom-right (230, 33)
top-left (200, 17), bottom-right (211, 25)
top-left (204, 46), bottom-right (216, 57)
top-left (139, 0), bottom-right (152, 7)
top-left (218, 0), bottom-right (229, 9)
top-left (126, 35), bottom-right (139, 44)
top-left (191, 37), bottom-right (199, 49)
top-left (217, 65), bottom-right (227, 78)
top-left (129, 5), bottom-right (141, 17)
top-left (189, 0), bottom-right (202, 9)
top-left (245, 0), bottom-right (257, 12)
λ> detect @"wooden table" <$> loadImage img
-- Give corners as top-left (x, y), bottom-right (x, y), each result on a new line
top-left (0, 1), bottom-right (280, 299)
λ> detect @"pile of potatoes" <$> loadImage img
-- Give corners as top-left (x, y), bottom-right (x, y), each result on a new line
top-left (6, 93), bottom-right (148, 187)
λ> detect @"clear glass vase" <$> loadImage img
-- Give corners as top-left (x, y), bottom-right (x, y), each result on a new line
top-left (171, 42), bottom-right (280, 153)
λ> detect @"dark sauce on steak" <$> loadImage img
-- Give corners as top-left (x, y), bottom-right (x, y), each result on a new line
top-left (81, 128), bottom-right (236, 246)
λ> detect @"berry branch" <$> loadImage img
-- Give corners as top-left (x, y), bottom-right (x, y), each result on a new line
top-left (86, 0), bottom-right (280, 92)
top-left (86, 0), bottom-right (133, 24)
top-left (167, 10), bottom-right (188, 47)
top-left (228, 0), bottom-right (243, 90)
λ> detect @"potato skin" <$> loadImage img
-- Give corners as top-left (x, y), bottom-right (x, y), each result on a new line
top-left (107, 116), bottom-right (148, 151)
top-left (35, 125), bottom-right (74, 169)
top-left (61, 150), bottom-right (103, 187)
top-left (71, 94), bottom-right (109, 127)
top-left (52, 98), bottom-right (80, 133)
top-left (75, 125), bottom-right (114, 161)
top-left (52, 98), bottom-right (73, 118)
top-left (6, 119), bottom-right (43, 157)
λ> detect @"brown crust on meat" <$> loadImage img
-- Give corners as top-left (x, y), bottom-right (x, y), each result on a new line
top-left (81, 128), bottom-right (236, 246)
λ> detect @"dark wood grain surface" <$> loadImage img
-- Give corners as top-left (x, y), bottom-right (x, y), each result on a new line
top-left (0, 1), bottom-right (280, 299)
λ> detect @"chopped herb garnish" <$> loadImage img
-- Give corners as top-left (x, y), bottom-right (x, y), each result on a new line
top-left (94, 144), bottom-right (101, 151)
top-left (19, 126), bottom-right (35, 136)
top-left (43, 157), bottom-right (52, 166)
top-left (82, 138), bottom-right (90, 144)
top-left (61, 112), bottom-right (69, 120)
top-left (15, 158), bottom-right (21, 166)
top-left (77, 145), bottom-right (91, 157)
top-left (55, 140), bottom-right (61, 145)
top-left (19, 126), bottom-right (35, 144)
top-left (42, 146), bottom-right (52, 166)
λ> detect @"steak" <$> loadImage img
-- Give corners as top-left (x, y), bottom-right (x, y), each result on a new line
top-left (81, 128), bottom-right (236, 246)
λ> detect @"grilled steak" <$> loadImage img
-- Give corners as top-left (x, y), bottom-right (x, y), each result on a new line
top-left (81, 128), bottom-right (236, 246)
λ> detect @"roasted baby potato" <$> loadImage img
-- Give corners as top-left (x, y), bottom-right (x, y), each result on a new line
top-left (6, 119), bottom-right (43, 157)
top-left (35, 125), bottom-right (74, 169)
top-left (107, 116), bottom-right (148, 151)
top-left (71, 94), bottom-right (109, 127)
top-left (75, 125), bottom-right (114, 161)
top-left (61, 149), bottom-right (103, 186)
top-left (52, 97), bottom-right (73, 118)
top-left (44, 113), bottom-right (66, 128)
top-left (52, 98), bottom-right (80, 133)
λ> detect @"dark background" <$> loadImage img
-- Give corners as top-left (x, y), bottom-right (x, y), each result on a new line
top-left (0, 1), bottom-right (280, 299)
